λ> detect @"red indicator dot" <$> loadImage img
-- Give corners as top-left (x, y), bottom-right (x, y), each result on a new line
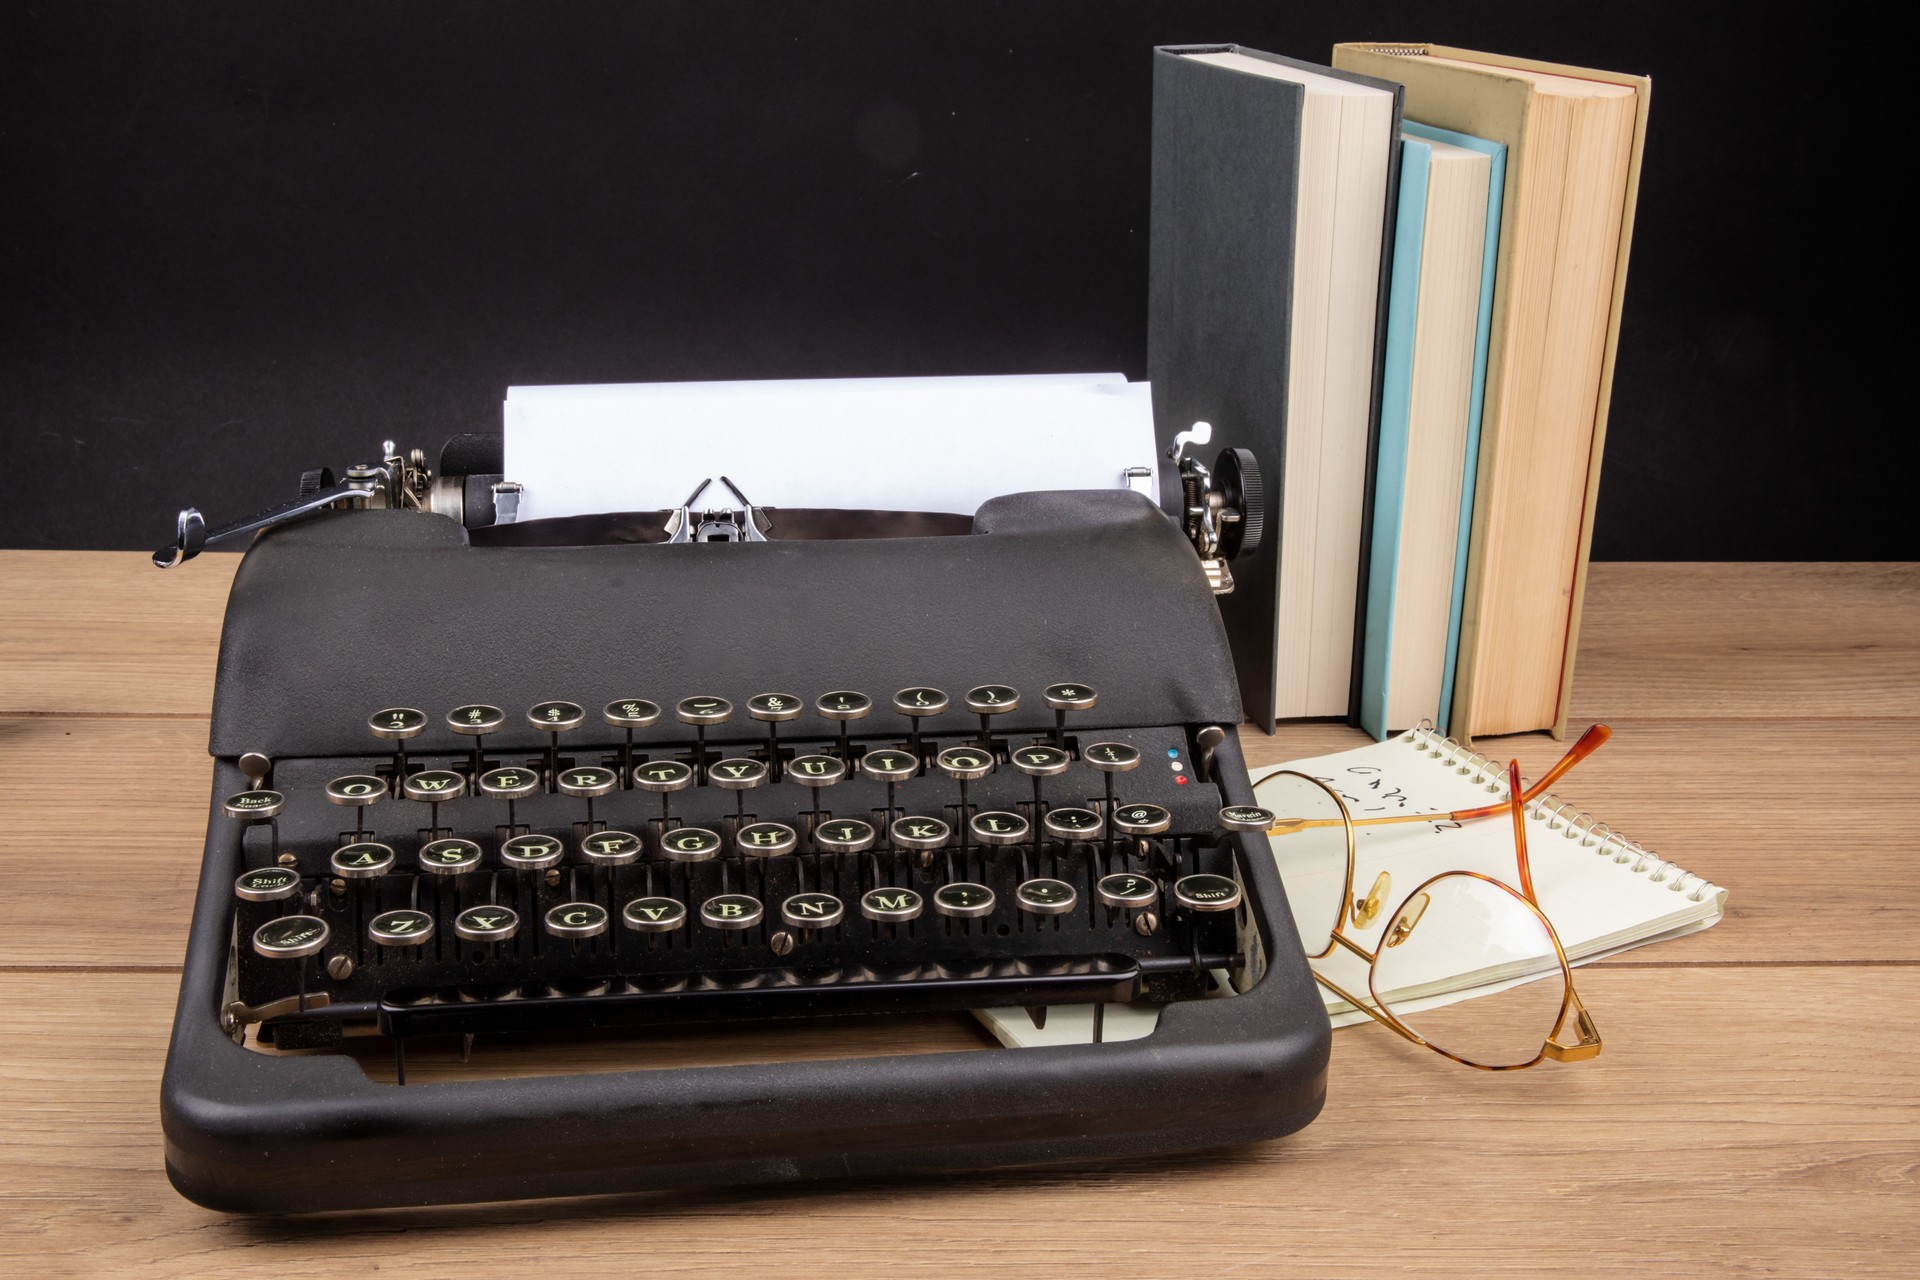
top-left (1174, 775), bottom-right (1188, 785)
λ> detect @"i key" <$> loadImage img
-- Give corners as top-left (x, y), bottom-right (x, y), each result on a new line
top-left (446, 704), bottom-right (505, 779)
top-left (325, 774), bottom-right (384, 840)
top-left (368, 707), bottom-right (427, 791)
top-left (815, 690), bottom-right (872, 761)
top-left (747, 693), bottom-right (803, 779)
top-left (859, 747), bottom-right (919, 836)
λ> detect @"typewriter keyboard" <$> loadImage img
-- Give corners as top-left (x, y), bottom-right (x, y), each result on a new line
top-left (222, 686), bottom-right (1263, 1072)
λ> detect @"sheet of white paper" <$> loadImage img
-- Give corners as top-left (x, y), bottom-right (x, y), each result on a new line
top-left (503, 376), bottom-right (1157, 521)
top-left (507, 372), bottom-right (1126, 401)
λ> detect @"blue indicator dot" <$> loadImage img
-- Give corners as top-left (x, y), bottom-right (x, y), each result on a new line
top-left (1167, 748), bottom-right (1180, 758)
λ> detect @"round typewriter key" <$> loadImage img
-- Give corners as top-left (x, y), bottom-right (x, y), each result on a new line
top-left (331, 841), bottom-right (395, 879)
top-left (1216, 805), bottom-right (1276, 833)
top-left (936, 746), bottom-right (995, 781)
top-left (1097, 871), bottom-right (1160, 910)
top-left (968, 811), bottom-right (1030, 846)
top-left (368, 908), bottom-right (435, 947)
top-left (527, 701), bottom-right (586, 731)
top-left (737, 821), bottom-right (798, 858)
top-left (812, 818), bottom-right (876, 854)
top-left (557, 766), bottom-right (618, 798)
top-left (963, 684), bottom-right (1020, 715)
top-left (633, 759), bottom-right (695, 793)
top-left (700, 893), bottom-right (764, 930)
top-left (1010, 745), bottom-right (1071, 777)
top-left (859, 748), bottom-right (919, 783)
top-left (368, 708), bottom-right (427, 740)
top-left (1112, 803), bottom-right (1173, 837)
top-left (447, 704), bottom-right (505, 735)
top-left (581, 830), bottom-right (643, 865)
top-left (1043, 807), bottom-right (1104, 842)
top-left (455, 904), bottom-right (521, 943)
top-left (545, 901), bottom-right (609, 939)
top-left (1085, 742), bottom-right (1142, 773)
top-left (253, 914), bottom-right (330, 958)
top-left (1043, 683), bottom-right (1098, 712)
top-left (419, 837), bottom-right (483, 875)
top-left (781, 891), bottom-right (845, 930)
top-left (234, 865), bottom-right (301, 902)
top-left (860, 886), bottom-right (924, 924)
top-left (222, 789), bottom-right (285, 819)
top-left (659, 825), bottom-right (723, 862)
top-left (403, 769), bottom-right (466, 802)
top-left (708, 757), bottom-right (769, 790)
top-left (747, 692), bottom-right (804, 722)
top-left (1173, 873), bottom-right (1242, 912)
top-left (787, 754), bottom-right (846, 787)
top-left (815, 690), bottom-right (872, 720)
top-left (324, 775), bottom-right (384, 807)
top-left (623, 896), bottom-right (687, 933)
top-left (674, 696), bottom-right (733, 726)
top-left (892, 687), bottom-right (949, 717)
top-left (603, 698), bottom-right (662, 729)
top-left (1016, 878), bottom-right (1078, 915)
top-left (500, 832), bottom-right (565, 870)
top-left (478, 767), bottom-right (540, 799)
top-left (934, 882), bottom-right (996, 919)
top-left (890, 815), bottom-right (951, 851)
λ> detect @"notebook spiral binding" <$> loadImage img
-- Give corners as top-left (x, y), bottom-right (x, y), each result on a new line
top-left (1403, 721), bottom-right (1722, 905)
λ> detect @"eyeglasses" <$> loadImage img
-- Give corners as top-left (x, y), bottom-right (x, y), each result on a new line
top-left (1249, 726), bottom-right (1611, 1070)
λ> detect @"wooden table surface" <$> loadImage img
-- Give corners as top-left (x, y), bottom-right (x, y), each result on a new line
top-left (2, 556), bottom-right (1914, 1277)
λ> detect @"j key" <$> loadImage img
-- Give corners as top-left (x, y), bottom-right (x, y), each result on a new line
top-left (622, 896), bottom-right (688, 933)
top-left (1216, 805), bottom-right (1276, 833)
top-left (478, 765), bottom-right (541, 832)
top-left (1173, 873), bottom-right (1243, 913)
top-left (891, 687), bottom-right (947, 758)
top-left (1042, 682), bottom-right (1097, 745)
top-left (632, 758), bottom-right (695, 825)
top-left (368, 707), bottom-right (427, 787)
top-left (781, 891), bottom-right (845, 930)
top-left (581, 830), bottom-right (643, 866)
top-left (557, 765), bottom-right (619, 826)
top-left (812, 817), bottom-right (877, 855)
top-left (933, 882), bottom-right (996, 919)
top-left (736, 822), bottom-right (798, 858)
top-left (234, 865), bottom-right (301, 903)
top-left (962, 684), bottom-right (1019, 747)
top-left (455, 904), bottom-right (520, 944)
top-left (447, 704), bottom-right (505, 776)
top-left (1097, 871), bottom-right (1161, 910)
top-left (658, 826), bottom-right (723, 863)
top-left (1011, 744), bottom-right (1071, 820)
top-left (1016, 878), bottom-right (1078, 916)
top-left (675, 696), bottom-right (733, 768)
top-left (747, 693), bottom-right (803, 777)
top-left (815, 690), bottom-right (872, 759)
top-left (330, 841), bottom-right (396, 880)
top-left (709, 757), bottom-right (770, 823)
top-left (419, 838), bottom-right (483, 875)
top-left (860, 886), bottom-right (924, 925)
top-left (545, 902), bottom-right (609, 940)
top-left (604, 698), bottom-right (662, 774)
top-left (700, 893), bottom-right (764, 930)
top-left (368, 908), bottom-right (435, 948)
top-left (325, 774), bottom-right (384, 838)
top-left (500, 833), bottom-right (565, 871)
top-left (528, 700), bottom-right (585, 785)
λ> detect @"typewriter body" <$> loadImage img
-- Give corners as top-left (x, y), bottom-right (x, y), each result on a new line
top-left (157, 433), bottom-right (1329, 1213)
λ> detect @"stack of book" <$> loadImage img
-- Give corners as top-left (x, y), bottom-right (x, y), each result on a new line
top-left (1148, 43), bottom-right (1650, 742)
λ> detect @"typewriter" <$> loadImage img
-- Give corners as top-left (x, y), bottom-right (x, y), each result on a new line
top-left (154, 425), bottom-right (1329, 1213)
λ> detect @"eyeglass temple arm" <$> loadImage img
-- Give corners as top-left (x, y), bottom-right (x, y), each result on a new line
top-left (1507, 761), bottom-right (1536, 903)
top-left (1444, 723), bottom-right (1612, 824)
top-left (1542, 986), bottom-right (1603, 1063)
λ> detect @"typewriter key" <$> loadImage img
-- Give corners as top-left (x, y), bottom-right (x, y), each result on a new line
top-left (1216, 805), bottom-right (1276, 833)
top-left (234, 865), bottom-right (301, 903)
top-left (781, 891), bottom-right (845, 930)
top-left (933, 882), bottom-right (996, 919)
top-left (223, 789), bottom-right (285, 819)
top-left (1097, 871), bottom-right (1161, 910)
top-left (1112, 803), bottom-right (1172, 837)
top-left (700, 893), bottom-right (764, 930)
top-left (962, 684), bottom-right (1020, 747)
top-left (1011, 743), bottom-right (1071, 822)
top-left (786, 754), bottom-right (846, 790)
top-left (455, 904), bottom-right (521, 943)
top-left (675, 696), bottom-right (733, 768)
top-left (1016, 878), bottom-right (1078, 916)
top-left (404, 768), bottom-right (465, 836)
top-left (748, 693), bottom-right (802, 778)
top-left (368, 908), bottom-right (435, 947)
top-left (633, 758), bottom-right (695, 826)
top-left (368, 707), bottom-right (427, 786)
top-left (812, 818), bottom-right (876, 855)
top-left (253, 914), bottom-right (329, 957)
top-left (1084, 743), bottom-right (1141, 851)
top-left (860, 886), bottom-right (924, 924)
top-left (420, 838), bottom-right (483, 875)
top-left (325, 774), bottom-right (384, 838)
top-left (890, 816), bottom-right (951, 851)
top-left (622, 896), bottom-right (688, 933)
top-left (709, 757), bottom-right (770, 822)
top-left (891, 687), bottom-right (948, 757)
top-left (447, 704), bottom-right (504, 775)
top-left (1042, 807), bottom-right (1104, 842)
top-left (500, 833), bottom-right (565, 871)
top-left (528, 700), bottom-right (585, 785)
top-left (330, 841), bottom-right (395, 879)
top-left (557, 764), bottom-right (619, 826)
top-left (659, 826), bottom-right (722, 863)
top-left (1042, 682), bottom-right (1098, 745)
top-left (581, 830), bottom-right (643, 866)
top-left (968, 811), bottom-right (1030, 846)
top-left (479, 766), bottom-right (541, 833)
top-left (815, 689), bottom-right (872, 758)
top-left (544, 902), bottom-right (609, 940)
top-left (859, 748), bottom-right (918, 783)
top-left (603, 698), bottom-right (661, 775)
top-left (737, 822), bottom-right (798, 858)
top-left (1173, 873), bottom-right (1242, 913)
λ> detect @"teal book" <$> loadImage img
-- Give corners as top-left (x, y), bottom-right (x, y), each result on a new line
top-left (1358, 124), bottom-right (1500, 739)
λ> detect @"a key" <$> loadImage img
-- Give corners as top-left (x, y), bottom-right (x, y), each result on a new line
top-left (780, 891), bottom-right (844, 931)
top-left (962, 684), bottom-right (1020, 749)
top-left (252, 915), bottom-right (329, 1012)
top-left (1173, 873), bottom-right (1242, 913)
top-left (527, 700), bottom-right (585, 788)
top-left (632, 758), bottom-right (695, 828)
top-left (556, 764), bottom-right (619, 828)
top-left (1011, 744), bottom-right (1070, 826)
top-left (1042, 682), bottom-right (1098, 747)
top-left (234, 865), bottom-right (301, 904)
top-left (330, 841), bottom-right (395, 880)
top-left (368, 707), bottom-right (427, 789)
top-left (446, 704), bottom-right (505, 778)
top-left (700, 893), bottom-right (764, 930)
top-left (622, 896), bottom-right (688, 934)
top-left (402, 768), bottom-right (465, 837)
top-left (709, 757), bottom-right (770, 826)
top-left (933, 882), bottom-right (996, 919)
top-left (325, 774), bottom-right (384, 840)
top-left (478, 765), bottom-right (541, 834)
top-left (368, 908), bottom-right (434, 950)
top-left (890, 687), bottom-right (948, 760)
top-left (674, 696), bottom-right (733, 769)
top-left (815, 689), bottom-right (872, 760)
top-left (860, 885), bottom-right (924, 925)
top-left (603, 698), bottom-right (662, 778)
top-left (747, 693), bottom-right (803, 779)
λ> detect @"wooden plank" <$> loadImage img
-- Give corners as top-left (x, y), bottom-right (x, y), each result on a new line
top-left (0, 550), bottom-right (237, 717)
top-left (2, 966), bottom-right (1912, 1277)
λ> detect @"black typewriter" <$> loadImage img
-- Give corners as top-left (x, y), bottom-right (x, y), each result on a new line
top-left (155, 433), bottom-right (1328, 1212)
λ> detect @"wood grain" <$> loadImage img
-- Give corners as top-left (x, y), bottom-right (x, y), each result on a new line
top-left (2, 967), bottom-right (1912, 1278)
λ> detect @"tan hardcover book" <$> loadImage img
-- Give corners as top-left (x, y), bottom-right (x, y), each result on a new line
top-left (1331, 43), bottom-right (1650, 740)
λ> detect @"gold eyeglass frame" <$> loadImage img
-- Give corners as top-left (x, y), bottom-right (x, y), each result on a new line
top-left (1258, 743), bottom-right (1605, 1071)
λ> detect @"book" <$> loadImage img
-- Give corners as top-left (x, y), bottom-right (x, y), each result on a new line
top-left (1358, 126), bottom-right (1500, 739)
top-left (1147, 44), bottom-right (1404, 731)
top-left (1332, 44), bottom-right (1651, 740)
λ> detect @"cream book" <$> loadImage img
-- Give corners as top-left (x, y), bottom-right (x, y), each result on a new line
top-left (1332, 44), bottom-right (1651, 740)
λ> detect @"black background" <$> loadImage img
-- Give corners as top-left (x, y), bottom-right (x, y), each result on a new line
top-left (0, 2), bottom-right (1898, 557)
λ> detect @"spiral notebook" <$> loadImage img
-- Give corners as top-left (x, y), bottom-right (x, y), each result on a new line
top-left (975, 725), bottom-right (1725, 1046)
